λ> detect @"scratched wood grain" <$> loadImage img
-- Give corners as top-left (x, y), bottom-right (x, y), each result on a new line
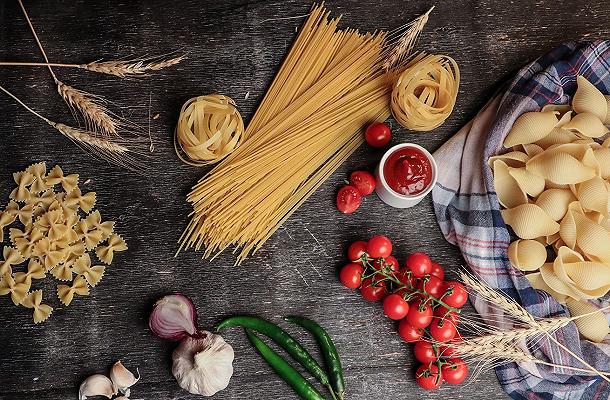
top-left (0, 0), bottom-right (608, 399)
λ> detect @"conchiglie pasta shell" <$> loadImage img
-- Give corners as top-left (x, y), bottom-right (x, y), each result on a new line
top-left (563, 261), bottom-right (610, 292)
top-left (526, 151), bottom-right (596, 184)
top-left (563, 112), bottom-right (609, 138)
top-left (535, 128), bottom-right (580, 149)
top-left (572, 76), bottom-right (608, 121)
top-left (501, 204), bottom-right (560, 239)
top-left (593, 148), bottom-right (610, 179)
top-left (577, 177), bottom-right (609, 216)
top-left (526, 271), bottom-right (567, 304)
top-left (508, 167), bottom-right (545, 197)
top-left (552, 246), bottom-right (584, 286)
top-left (536, 188), bottom-right (576, 221)
top-left (488, 151), bottom-right (530, 169)
top-left (604, 95), bottom-right (610, 125)
top-left (507, 239), bottom-right (547, 271)
top-left (573, 212), bottom-right (610, 263)
top-left (540, 263), bottom-right (582, 299)
top-left (566, 298), bottom-right (609, 343)
top-left (504, 111), bottom-right (559, 148)
top-left (559, 202), bottom-right (584, 249)
top-left (493, 160), bottom-right (527, 208)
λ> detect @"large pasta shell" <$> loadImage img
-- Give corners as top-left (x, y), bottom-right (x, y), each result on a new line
top-left (577, 176), bottom-right (609, 216)
top-left (573, 212), bottom-right (610, 263)
top-left (566, 298), bottom-right (609, 343)
top-left (508, 167), bottom-right (545, 197)
top-left (507, 239), bottom-right (547, 271)
top-left (526, 151), bottom-right (596, 184)
top-left (517, 144), bottom-right (544, 157)
top-left (488, 151), bottom-right (529, 169)
top-left (504, 111), bottom-right (559, 148)
top-left (593, 148), bottom-right (610, 179)
top-left (526, 271), bottom-right (567, 304)
top-left (536, 188), bottom-right (576, 221)
top-left (559, 201), bottom-right (583, 249)
top-left (563, 112), bottom-right (609, 138)
top-left (572, 75), bottom-right (608, 121)
top-left (604, 95), bottom-right (610, 125)
top-left (540, 263), bottom-right (583, 299)
top-left (535, 127), bottom-right (580, 149)
top-left (501, 204), bottom-right (560, 239)
top-left (493, 160), bottom-right (527, 208)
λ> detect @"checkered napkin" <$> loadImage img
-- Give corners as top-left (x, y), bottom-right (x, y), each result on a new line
top-left (431, 41), bottom-right (610, 399)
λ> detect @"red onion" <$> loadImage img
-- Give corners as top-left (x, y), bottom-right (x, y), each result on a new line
top-left (149, 294), bottom-right (198, 340)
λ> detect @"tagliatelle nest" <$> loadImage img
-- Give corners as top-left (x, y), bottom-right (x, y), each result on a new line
top-left (174, 94), bottom-right (244, 166)
top-left (0, 162), bottom-right (127, 323)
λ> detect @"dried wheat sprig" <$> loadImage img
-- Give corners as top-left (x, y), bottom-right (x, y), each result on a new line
top-left (382, 6), bottom-right (434, 71)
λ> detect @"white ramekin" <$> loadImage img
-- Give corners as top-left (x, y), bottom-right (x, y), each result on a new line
top-left (375, 143), bottom-right (438, 208)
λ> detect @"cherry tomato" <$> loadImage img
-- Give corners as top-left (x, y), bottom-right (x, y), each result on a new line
top-left (415, 364), bottom-right (443, 390)
top-left (430, 261), bottom-right (445, 280)
top-left (398, 319), bottom-right (424, 342)
top-left (347, 241), bottom-right (368, 263)
top-left (439, 337), bottom-right (463, 358)
top-left (413, 341), bottom-right (438, 363)
top-left (349, 171), bottom-right (376, 196)
top-left (383, 294), bottom-right (409, 320)
top-left (365, 122), bottom-right (391, 148)
top-left (434, 306), bottom-right (460, 325)
top-left (417, 275), bottom-right (444, 298)
top-left (396, 269), bottom-right (415, 288)
top-left (373, 256), bottom-right (399, 274)
top-left (360, 277), bottom-right (386, 301)
top-left (441, 358), bottom-right (468, 385)
top-left (339, 263), bottom-right (364, 289)
top-left (336, 185), bottom-right (362, 214)
top-left (429, 319), bottom-right (457, 343)
top-left (406, 252), bottom-right (432, 278)
top-left (367, 235), bottom-right (392, 258)
top-left (406, 300), bottom-right (433, 328)
top-left (442, 281), bottom-right (469, 308)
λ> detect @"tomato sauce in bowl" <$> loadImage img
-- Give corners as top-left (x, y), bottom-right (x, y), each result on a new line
top-left (383, 146), bottom-right (433, 196)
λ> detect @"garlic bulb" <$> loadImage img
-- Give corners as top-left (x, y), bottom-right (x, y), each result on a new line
top-left (172, 331), bottom-right (234, 396)
top-left (79, 374), bottom-right (115, 399)
top-left (110, 360), bottom-right (139, 394)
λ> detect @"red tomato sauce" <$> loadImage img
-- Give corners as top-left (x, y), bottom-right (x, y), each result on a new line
top-left (383, 147), bottom-right (433, 196)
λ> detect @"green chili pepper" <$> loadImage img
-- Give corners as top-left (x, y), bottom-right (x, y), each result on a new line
top-left (245, 329), bottom-right (327, 400)
top-left (217, 316), bottom-right (330, 387)
top-left (285, 316), bottom-right (345, 400)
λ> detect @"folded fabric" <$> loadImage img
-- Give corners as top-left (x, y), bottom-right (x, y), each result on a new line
top-left (432, 40), bottom-right (610, 400)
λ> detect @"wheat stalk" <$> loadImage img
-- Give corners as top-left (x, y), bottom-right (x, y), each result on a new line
top-left (382, 6), bottom-right (434, 71)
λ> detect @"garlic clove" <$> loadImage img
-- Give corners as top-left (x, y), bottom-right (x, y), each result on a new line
top-left (110, 360), bottom-right (139, 393)
top-left (79, 374), bottom-right (115, 400)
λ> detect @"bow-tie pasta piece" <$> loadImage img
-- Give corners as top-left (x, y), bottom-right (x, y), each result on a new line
top-left (65, 188), bottom-right (96, 213)
top-left (11, 226), bottom-right (43, 259)
top-left (14, 260), bottom-right (45, 285)
top-left (572, 75), bottom-right (608, 121)
top-left (508, 239), bottom-right (547, 271)
top-left (33, 238), bottom-right (64, 271)
top-left (26, 162), bottom-right (49, 194)
top-left (73, 254), bottom-right (105, 287)
top-left (0, 247), bottom-right (25, 276)
top-left (0, 272), bottom-right (29, 305)
top-left (0, 210), bottom-right (16, 242)
top-left (566, 298), bottom-right (609, 343)
top-left (21, 290), bottom-right (53, 324)
top-left (95, 234), bottom-right (127, 265)
top-left (30, 189), bottom-right (56, 213)
top-left (57, 275), bottom-right (89, 306)
top-left (86, 211), bottom-right (115, 240)
top-left (51, 258), bottom-right (75, 282)
top-left (501, 204), bottom-right (560, 239)
top-left (9, 171), bottom-right (35, 202)
top-left (7, 201), bottom-right (34, 226)
top-left (45, 165), bottom-right (79, 193)
top-left (503, 110), bottom-right (559, 148)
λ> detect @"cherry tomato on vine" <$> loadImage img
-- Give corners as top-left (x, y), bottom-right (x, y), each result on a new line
top-left (430, 261), bottom-right (445, 280)
top-left (396, 269), bottom-right (415, 288)
top-left (406, 252), bottom-right (432, 278)
top-left (374, 255), bottom-right (399, 274)
top-left (339, 263), bottom-right (364, 289)
top-left (398, 319), bottom-right (424, 343)
top-left (417, 274), bottom-right (444, 298)
top-left (349, 171), bottom-right (376, 196)
top-left (441, 358), bottom-right (468, 385)
top-left (415, 364), bottom-right (443, 390)
top-left (429, 319), bottom-right (457, 343)
top-left (413, 341), bottom-right (438, 363)
top-left (360, 278), bottom-right (386, 301)
top-left (406, 300), bottom-right (433, 328)
top-left (383, 294), bottom-right (409, 320)
top-left (347, 241), bottom-right (368, 263)
top-left (336, 185), bottom-right (362, 214)
top-left (442, 281), bottom-right (469, 308)
top-left (434, 306), bottom-right (460, 325)
top-left (367, 235), bottom-right (392, 258)
top-left (364, 122), bottom-right (391, 148)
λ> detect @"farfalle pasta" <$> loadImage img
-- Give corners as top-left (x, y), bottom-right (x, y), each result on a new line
top-left (492, 75), bottom-right (610, 341)
top-left (0, 162), bottom-right (125, 323)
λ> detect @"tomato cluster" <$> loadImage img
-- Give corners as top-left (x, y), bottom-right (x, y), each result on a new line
top-left (339, 235), bottom-right (469, 390)
top-left (336, 171), bottom-right (376, 214)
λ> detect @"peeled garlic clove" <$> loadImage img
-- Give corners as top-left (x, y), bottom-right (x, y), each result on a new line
top-left (110, 360), bottom-right (139, 394)
top-left (79, 374), bottom-right (115, 400)
top-left (172, 331), bottom-right (234, 396)
top-left (149, 294), bottom-right (198, 341)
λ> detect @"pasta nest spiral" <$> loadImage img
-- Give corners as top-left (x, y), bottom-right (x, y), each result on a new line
top-left (391, 54), bottom-right (460, 131)
top-left (174, 94), bottom-right (244, 166)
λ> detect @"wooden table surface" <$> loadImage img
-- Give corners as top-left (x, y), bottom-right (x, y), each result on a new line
top-left (0, 1), bottom-right (608, 399)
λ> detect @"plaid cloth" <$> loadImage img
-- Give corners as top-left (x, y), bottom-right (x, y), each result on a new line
top-left (432, 41), bottom-right (610, 400)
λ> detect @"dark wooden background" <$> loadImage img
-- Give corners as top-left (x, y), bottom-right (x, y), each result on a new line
top-left (0, 0), bottom-right (608, 399)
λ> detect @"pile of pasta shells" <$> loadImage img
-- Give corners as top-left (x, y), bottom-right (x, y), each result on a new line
top-left (0, 162), bottom-right (127, 323)
top-left (491, 76), bottom-right (610, 341)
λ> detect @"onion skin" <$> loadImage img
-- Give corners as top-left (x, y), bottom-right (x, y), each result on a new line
top-left (149, 294), bottom-right (199, 341)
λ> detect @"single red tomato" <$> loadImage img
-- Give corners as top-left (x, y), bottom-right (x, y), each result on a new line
top-left (336, 185), bottom-right (362, 214)
top-left (415, 364), bottom-right (443, 390)
top-left (443, 281), bottom-right (469, 308)
top-left (347, 241), bottom-right (368, 263)
top-left (413, 341), bottom-right (438, 363)
top-left (434, 306), bottom-right (460, 326)
top-left (383, 294), bottom-right (410, 320)
top-left (398, 319), bottom-right (424, 342)
top-left (349, 171), bottom-right (376, 196)
top-left (367, 235), bottom-right (392, 258)
top-left (417, 275), bottom-right (444, 298)
top-left (406, 252), bottom-right (432, 278)
top-left (360, 278), bottom-right (386, 301)
top-left (396, 269), bottom-right (415, 288)
top-left (429, 319), bottom-right (457, 343)
top-left (430, 261), bottom-right (445, 280)
top-left (373, 256), bottom-right (399, 274)
top-left (406, 300), bottom-right (433, 328)
top-left (439, 337), bottom-right (463, 358)
top-left (364, 122), bottom-right (391, 148)
top-left (441, 358), bottom-right (468, 385)
top-left (339, 263), bottom-right (364, 289)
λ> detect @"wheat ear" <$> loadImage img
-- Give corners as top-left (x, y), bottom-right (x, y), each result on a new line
top-left (382, 6), bottom-right (434, 71)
